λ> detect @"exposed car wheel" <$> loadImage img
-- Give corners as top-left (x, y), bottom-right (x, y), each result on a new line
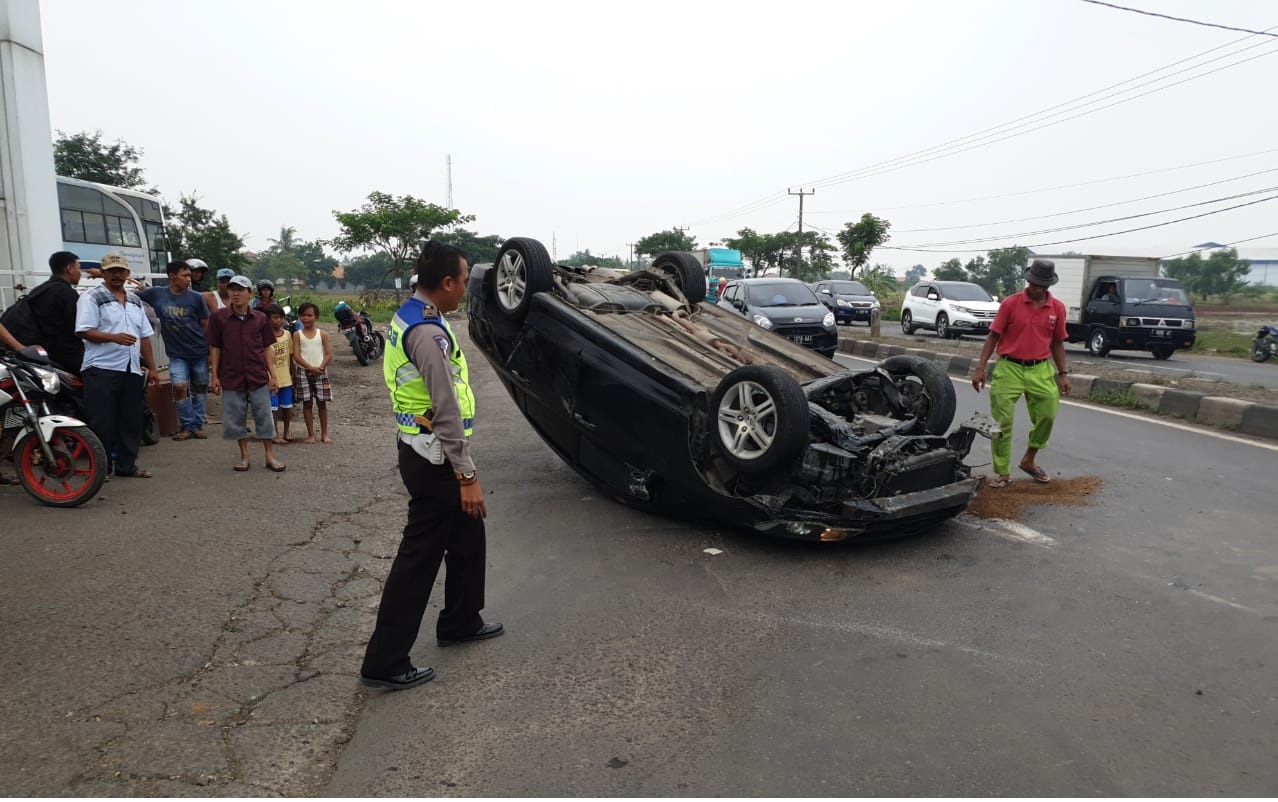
top-left (494, 237), bottom-right (555, 322)
top-left (880, 355), bottom-right (957, 435)
top-left (710, 365), bottom-right (809, 475)
top-left (1087, 327), bottom-right (1111, 357)
top-left (652, 252), bottom-right (708, 306)
top-left (1150, 345), bottom-right (1174, 360)
top-left (935, 313), bottom-right (950, 339)
top-left (901, 310), bottom-right (916, 335)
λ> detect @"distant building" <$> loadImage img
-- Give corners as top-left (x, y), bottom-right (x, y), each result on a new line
top-left (1182, 242), bottom-right (1278, 287)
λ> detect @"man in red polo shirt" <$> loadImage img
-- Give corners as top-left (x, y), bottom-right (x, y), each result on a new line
top-left (971, 259), bottom-right (1072, 488)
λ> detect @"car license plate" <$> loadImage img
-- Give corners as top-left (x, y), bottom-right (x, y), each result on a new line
top-left (1153, 329), bottom-right (1169, 337)
top-left (790, 334), bottom-right (813, 344)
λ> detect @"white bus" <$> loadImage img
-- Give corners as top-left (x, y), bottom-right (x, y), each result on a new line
top-left (56, 176), bottom-right (170, 279)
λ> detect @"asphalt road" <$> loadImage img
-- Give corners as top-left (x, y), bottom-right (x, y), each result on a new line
top-left (864, 321), bottom-right (1278, 387)
top-left (3, 320), bottom-right (1275, 796)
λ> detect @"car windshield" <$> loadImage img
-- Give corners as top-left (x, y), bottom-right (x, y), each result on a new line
top-left (1123, 278), bottom-right (1190, 306)
top-left (748, 283), bottom-right (819, 307)
top-left (938, 283), bottom-right (994, 302)
top-left (829, 281), bottom-right (870, 295)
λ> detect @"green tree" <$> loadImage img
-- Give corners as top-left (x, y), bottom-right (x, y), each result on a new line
top-left (293, 240), bottom-right (338, 288)
top-left (836, 213), bottom-right (891, 277)
top-left (434, 228), bottom-right (504, 266)
top-left (249, 250), bottom-right (306, 287)
top-left (964, 255), bottom-right (989, 290)
top-left (341, 251), bottom-right (394, 289)
top-left (904, 264), bottom-right (928, 284)
top-left (1167, 248), bottom-right (1249, 301)
top-left (268, 225), bottom-right (299, 253)
top-left (934, 258), bottom-right (967, 281)
top-left (634, 229), bottom-right (697, 258)
top-left (985, 246), bottom-right (1032, 297)
top-left (53, 130), bottom-right (147, 188)
top-left (165, 194), bottom-right (247, 273)
top-left (562, 249), bottom-right (624, 268)
top-left (330, 192), bottom-right (475, 286)
top-left (859, 263), bottom-right (899, 295)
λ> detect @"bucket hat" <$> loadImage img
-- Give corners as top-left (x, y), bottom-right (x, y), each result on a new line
top-left (1024, 259), bottom-right (1059, 287)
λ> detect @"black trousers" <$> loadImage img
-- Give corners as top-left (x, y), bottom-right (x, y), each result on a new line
top-left (361, 440), bottom-right (487, 677)
top-left (82, 367), bottom-right (144, 476)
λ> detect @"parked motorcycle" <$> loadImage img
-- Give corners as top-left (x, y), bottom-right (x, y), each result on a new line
top-left (1252, 324), bottom-right (1278, 363)
top-left (276, 295), bottom-right (302, 333)
top-left (47, 364), bottom-right (159, 446)
top-left (334, 301), bottom-right (385, 366)
top-left (0, 345), bottom-right (109, 507)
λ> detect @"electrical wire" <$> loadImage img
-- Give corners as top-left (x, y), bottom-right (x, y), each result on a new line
top-left (1079, 0), bottom-right (1278, 38)
top-left (892, 166), bottom-right (1278, 233)
top-left (1161, 232), bottom-right (1278, 259)
top-left (881, 193), bottom-right (1278, 254)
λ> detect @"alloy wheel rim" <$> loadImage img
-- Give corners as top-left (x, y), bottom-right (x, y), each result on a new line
top-left (496, 250), bottom-right (527, 311)
top-left (717, 380), bottom-right (778, 459)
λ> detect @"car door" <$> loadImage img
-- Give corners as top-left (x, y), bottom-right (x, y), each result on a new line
top-left (718, 282), bottom-right (744, 316)
top-left (917, 284), bottom-right (940, 327)
top-left (814, 281), bottom-right (835, 310)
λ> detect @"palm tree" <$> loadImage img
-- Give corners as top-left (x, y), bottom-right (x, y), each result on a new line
top-left (268, 225), bottom-right (298, 253)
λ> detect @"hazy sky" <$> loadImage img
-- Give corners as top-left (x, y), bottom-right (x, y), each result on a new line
top-left (39, 0), bottom-right (1278, 272)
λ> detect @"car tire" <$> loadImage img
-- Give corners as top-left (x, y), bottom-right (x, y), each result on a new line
top-left (494, 237), bottom-right (555, 323)
top-left (710, 365), bottom-right (809, 476)
top-left (880, 355), bottom-right (957, 435)
top-left (1150, 345), bottom-right (1174, 360)
top-left (901, 310), bottom-right (916, 335)
top-left (935, 313), bottom-right (950, 339)
top-left (652, 252), bottom-right (708, 306)
top-left (1087, 327), bottom-right (1111, 357)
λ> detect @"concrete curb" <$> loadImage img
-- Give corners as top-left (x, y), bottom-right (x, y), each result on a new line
top-left (836, 338), bottom-right (1278, 440)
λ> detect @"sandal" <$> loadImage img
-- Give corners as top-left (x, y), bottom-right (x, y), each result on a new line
top-left (191, 430), bottom-right (208, 440)
top-left (117, 467), bottom-right (153, 479)
top-left (0, 472), bottom-right (20, 486)
top-left (265, 460), bottom-right (287, 473)
top-left (233, 460), bottom-right (250, 472)
top-left (986, 476), bottom-right (1012, 489)
top-left (1019, 465), bottom-right (1051, 484)
top-left (172, 431), bottom-right (193, 441)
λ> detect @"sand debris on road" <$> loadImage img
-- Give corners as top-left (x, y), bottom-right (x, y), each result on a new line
top-left (966, 475), bottom-right (1102, 521)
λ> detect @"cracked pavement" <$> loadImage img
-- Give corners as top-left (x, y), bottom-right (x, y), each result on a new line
top-left (0, 322), bottom-right (410, 796)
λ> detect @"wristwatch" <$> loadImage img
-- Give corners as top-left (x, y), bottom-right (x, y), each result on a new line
top-left (1056, 371), bottom-right (1068, 377)
top-left (455, 470), bottom-right (477, 481)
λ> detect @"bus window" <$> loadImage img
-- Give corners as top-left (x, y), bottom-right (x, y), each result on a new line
top-left (60, 208), bottom-right (85, 242)
top-left (81, 212), bottom-right (109, 244)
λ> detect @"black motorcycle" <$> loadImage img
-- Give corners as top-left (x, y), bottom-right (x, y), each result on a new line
top-left (1252, 324), bottom-right (1278, 363)
top-left (47, 365), bottom-right (159, 446)
top-left (0, 345), bottom-right (109, 507)
top-left (334, 303), bottom-right (385, 366)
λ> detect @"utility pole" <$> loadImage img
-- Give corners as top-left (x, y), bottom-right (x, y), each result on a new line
top-left (626, 242), bottom-right (636, 270)
top-left (788, 188), bottom-right (814, 278)
top-left (446, 154), bottom-right (453, 209)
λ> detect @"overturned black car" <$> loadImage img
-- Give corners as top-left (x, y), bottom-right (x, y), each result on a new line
top-left (467, 237), bottom-right (997, 542)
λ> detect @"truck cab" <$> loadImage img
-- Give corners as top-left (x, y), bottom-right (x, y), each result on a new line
top-left (1075, 275), bottom-right (1195, 359)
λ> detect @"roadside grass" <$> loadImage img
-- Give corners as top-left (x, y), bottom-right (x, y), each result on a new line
top-left (1089, 388), bottom-right (1140, 408)
top-left (277, 290), bottom-right (405, 324)
top-left (1190, 327), bottom-right (1255, 357)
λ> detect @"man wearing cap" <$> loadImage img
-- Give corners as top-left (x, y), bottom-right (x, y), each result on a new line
top-left (204, 268), bottom-right (233, 313)
top-left (138, 260), bottom-right (211, 440)
top-left (971, 259), bottom-right (1072, 488)
top-left (74, 252), bottom-right (160, 479)
top-left (207, 275), bottom-right (284, 472)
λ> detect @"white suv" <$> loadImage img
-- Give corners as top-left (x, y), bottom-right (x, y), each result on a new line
top-left (900, 281), bottom-right (1000, 339)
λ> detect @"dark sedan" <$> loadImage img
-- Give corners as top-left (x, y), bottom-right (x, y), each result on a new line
top-left (717, 277), bottom-right (838, 358)
top-left (466, 237), bottom-right (996, 542)
top-left (813, 279), bottom-right (881, 325)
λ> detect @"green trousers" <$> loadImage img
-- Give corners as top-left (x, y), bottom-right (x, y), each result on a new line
top-left (988, 359), bottom-right (1060, 476)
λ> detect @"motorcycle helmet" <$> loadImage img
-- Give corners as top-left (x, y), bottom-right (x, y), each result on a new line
top-left (257, 279), bottom-right (275, 291)
top-left (186, 258), bottom-right (209, 272)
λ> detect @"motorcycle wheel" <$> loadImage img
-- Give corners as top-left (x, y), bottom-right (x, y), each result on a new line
top-left (1252, 339), bottom-right (1272, 363)
top-left (352, 337), bottom-right (370, 366)
top-left (16, 424), bottom-right (108, 507)
top-left (141, 405), bottom-right (160, 446)
top-left (371, 332), bottom-right (386, 359)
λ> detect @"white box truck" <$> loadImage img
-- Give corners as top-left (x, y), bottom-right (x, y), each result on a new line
top-left (1037, 254), bottom-right (1196, 360)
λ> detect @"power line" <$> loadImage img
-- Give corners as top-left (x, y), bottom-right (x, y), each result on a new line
top-left (690, 26), bottom-right (1277, 227)
top-left (1079, 0), bottom-right (1278, 38)
top-left (882, 193), bottom-right (1278, 254)
top-left (888, 185), bottom-right (1278, 248)
top-left (892, 166), bottom-right (1278, 233)
top-left (1161, 232), bottom-right (1278, 259)
top-left (825, 146), bottom-right (1278, 213)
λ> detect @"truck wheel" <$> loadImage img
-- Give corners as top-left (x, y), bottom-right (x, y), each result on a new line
top-left (1150, 345), bottom-right (1174, 360)
top-left (494, 237), bottom-right (555, 323)
top-left (652, 252), bottom-right (707, 306)
top-left (1087, 328), bottom-right (1111, 357)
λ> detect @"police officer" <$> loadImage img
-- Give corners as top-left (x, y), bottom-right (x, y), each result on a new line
top-left (359, 241), bottom-right (503, 691)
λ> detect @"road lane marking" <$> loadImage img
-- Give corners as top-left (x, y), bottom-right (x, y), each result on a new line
top-left (834, 353), bottom-right (1278, 454)
top-left (706, 605), bottom-right (1044, 666)
top-left (1187, 589), bottom-right (1258, 614)
top-left (954, 514), bottom-right (1057, 547)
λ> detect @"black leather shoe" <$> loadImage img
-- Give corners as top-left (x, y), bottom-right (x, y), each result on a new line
top-left (437, 622), bottom-right (504, 647)
top-left (359, 665), bottom-right (435, 690)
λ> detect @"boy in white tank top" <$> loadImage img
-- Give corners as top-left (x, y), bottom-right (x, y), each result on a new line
top-left (291, 302), bottom-right (334, 444)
